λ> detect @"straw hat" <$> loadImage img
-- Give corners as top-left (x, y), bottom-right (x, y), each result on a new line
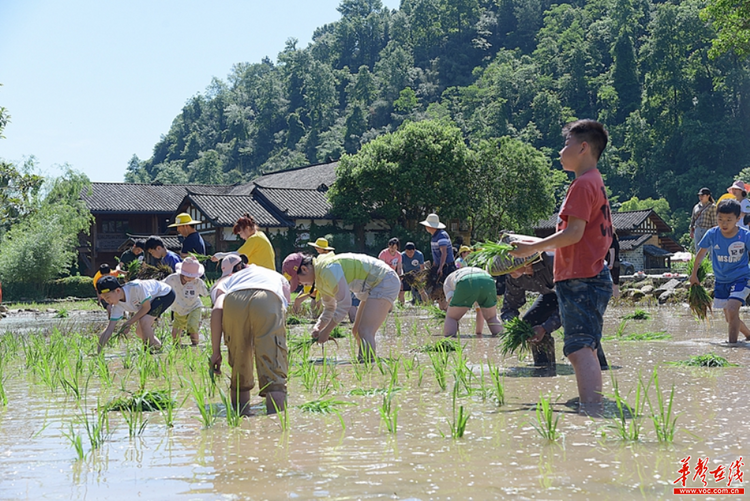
top-left (308, 237), bottom-right (334, 251)
top-left (459, 245), bottom-right (472, 254)
top-left (168, 212), bottom-right (203, 227)
top-left (419, 213), bottom-right (446, 229)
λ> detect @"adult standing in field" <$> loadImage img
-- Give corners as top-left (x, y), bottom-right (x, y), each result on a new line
top-left (421, 213), bottom-right (456, 309)
top-left (209, 264), bottom-right (290, 415)
top-left (212, 213), bottom-right (276, 270)
top-left (690, 188), bottom-right (717, 254)
top-left (727, 180), bottom-right (750, 229)
top-left (169, 213), bottom-right (206, 258)
top-left (282, 252), bottom-right (399, 361)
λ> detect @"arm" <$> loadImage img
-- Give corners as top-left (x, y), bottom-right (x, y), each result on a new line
top-left (607, 247), bottom-right (615, 270)
top-left (312, 276), bottom-right (352, 343)
top-left (97, 320), bottom-right (119, 354)
top-left (509, 216), bottom-right (587, 258)
top-left (689, 247), bottom-right (709, 286)
top-left (209, 294), bottom-right (225, 374)
top-left (438, 245), bottom-right (448, 274)
top-left (500, 279), bottom-right (526, 322)
top-left (211, 251), bottom-right (239, 262)
top-left (122, 298), bottom-right (153, 329)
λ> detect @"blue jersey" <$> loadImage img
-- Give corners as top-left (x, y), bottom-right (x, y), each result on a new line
top-left (402, 250), bottom-right (424, 273)
top-left (698, 226), bottom-right (750, 283)
top-left (430, 230), bottom-right (455, 265)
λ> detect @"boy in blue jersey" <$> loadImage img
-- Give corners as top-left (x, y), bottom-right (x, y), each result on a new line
top-left (690, 199), bottom-right (750, 343)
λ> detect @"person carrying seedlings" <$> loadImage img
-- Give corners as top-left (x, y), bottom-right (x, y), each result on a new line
top-left (169, 213), bottom-right (206, 259)
top-left (690, 198), bottom-right (750, 343)
top-left (401, 242), bottom-right (427, 305)
top-left (510, 119), bottom-right (613, 414)
top-left (212, 213), bottom-right (275, 270)
top-left (118, 239), bottom-right (145, 270)
top-left (95, 275), bottom-right (175, 353)
top-left (144, 236), bottom-right (182, 272)
top-left (282, 252), bottom-right (400, 361)
top-left (501, 251), bottom-right (610, 370)
top-left (420, 213), bottom-right (456, 309)
top-left (442, 266), bottom-right (503, 338)
top-left (209, 264), bottom-right (290, 415)
top-left (164, 257), bottom-right (209, 346)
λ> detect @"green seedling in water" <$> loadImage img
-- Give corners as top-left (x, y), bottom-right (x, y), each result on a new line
top-left (667, 353), bottom-right (738, 367)
top-left (531, 393), bottom-right (562, 441)
top-left (122, 406), bottom-right (149, 437)
top-left (426, 304), bottom-right (446, 319)
top-left (218, 386), bottom-right (244, 427)
top-left (62, 423), bottom-right (85, 460)
top-left (0, 360), bottom-right (7, 406)
top-left (428, 348), bottom-right (450, 392)
top-left (605, 375), bottom-right (646, 442)
top-left (107, 389), bottom-right (175, 412)
top-left (348, 387), bottom-right (401, 396)
top-left (79, 400), bottom-right (111, 450)
top-left (419, 338), bottom-right (458, 353)
top-left (442, 383), bottom-right (469, 439)
top-left (618, 331), bottom-right (671, 341)
top-left (379, 393), bottom-right (398, 434)
top-left (648, 369), bottom-right (679, 443)
top-left (298, 397), bottom-right (354, 430)
top-left (186, 375), bottom-right (218, 428)
top-left (487, 358), bottom-right (505, 406)
top-left (622, 309), bottom-right (650, 320)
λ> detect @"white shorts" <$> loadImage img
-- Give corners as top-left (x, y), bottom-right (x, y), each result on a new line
top-left (356, 271), bottom-right (400, 305)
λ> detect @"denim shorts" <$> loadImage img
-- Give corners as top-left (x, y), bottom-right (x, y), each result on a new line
top-left (555, 267), bottom-right (612, 357)
top-left (713, 278), bottom-right (750, 309)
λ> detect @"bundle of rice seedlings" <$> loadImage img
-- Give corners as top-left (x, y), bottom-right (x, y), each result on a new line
top-left (107, 389), bottom-right (174, 412)
top-left (468, 234), bottom-right (541, 276)
top-left (667, 353), bottom-right (738, 367)
top-left (127, 262), bottom-right (174, 282)
top-left (688, 283), bottom-right (712, 322)
top-left (498, 317), bottom-right (535, 358)
top-left (419, 338), bottom-right (459, 353)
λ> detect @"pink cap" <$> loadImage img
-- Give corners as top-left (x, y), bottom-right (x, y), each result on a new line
top-left (221, 255), bottom-right (242, 278)
top-left (281, 252), bottom-right (306, 291)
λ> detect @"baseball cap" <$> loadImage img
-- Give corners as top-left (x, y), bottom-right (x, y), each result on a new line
top-left (220, 255), bottom-right (242, 278)
top-left (282, 252), bottom-right (306, 291)
top-left (96, 275), bottom-right (122, 294)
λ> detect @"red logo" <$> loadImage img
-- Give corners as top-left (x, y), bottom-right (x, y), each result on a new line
top-left (673, 456), bottom-right (744, 495)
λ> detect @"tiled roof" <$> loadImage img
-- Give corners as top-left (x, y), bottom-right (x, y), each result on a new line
top-left (643, 244), bottom-right (673, 257)
top-left (186, 193), bottom-right (291, 228)
top-left (535, 209), bottom-right (672, 233)
top-left (252, 161), bottom-right (338, 190)
top-left (254, 187), bottom-right (333, 219)
top-left (83, 183), bottom-right (234, 213)
top-left (126, 234), bottom-right (183, 251)
top-left (619, 234), bottom-right (651, 251)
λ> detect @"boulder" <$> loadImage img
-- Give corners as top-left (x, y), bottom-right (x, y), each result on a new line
top-left (0, 305), bottom-right (7, 313)
top-left (629, 289), bottom-right (646, 301)
top-left (641, 285), bottom-right (655, 295)
top-left (654, 279), bottom-right (683, 296)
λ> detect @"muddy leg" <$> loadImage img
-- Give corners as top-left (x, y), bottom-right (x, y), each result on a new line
top-left (531, 333), bottom-right (556, 369)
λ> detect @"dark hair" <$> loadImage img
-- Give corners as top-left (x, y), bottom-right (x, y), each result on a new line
top-left (563, 119), bottom-right (609, 160)
top-left (404, 242), bottom-right (416, 250)
top-left (132, 239), bottom-right (146, 250)
top-left (717, 198), bottom-right (741, 216)
top-left (144, 236), bottom-right (165, 251)
top-left (239, 254), bottom-right (249, 265)
top-left (233, 213), bottom-right (256, 235)
top-left (388, 237), bottom-right (400, 248)
top-left (99, 263), bottom-right (111, 275)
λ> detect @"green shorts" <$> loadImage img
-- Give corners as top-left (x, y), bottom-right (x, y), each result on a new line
top-left (449, 273), bottom-right (498, 309)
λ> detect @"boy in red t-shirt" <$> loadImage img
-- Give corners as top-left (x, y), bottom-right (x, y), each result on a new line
top-left (510, 119), bottom-right (613, 414)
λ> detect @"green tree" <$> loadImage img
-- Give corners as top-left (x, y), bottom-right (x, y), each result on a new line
top-left (618, 196), bottom-right (671, 222)
top-left (0, 158), bottom-right (44, 233)
top-left (329, 120), bottom-right (473, 227)
top-left (470, 136), bottom-right (560, 239)
top-left (701, 0), bottom-right (750, 58)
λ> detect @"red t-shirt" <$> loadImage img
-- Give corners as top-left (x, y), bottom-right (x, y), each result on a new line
top-left (554, 168), bottom-right (613, 282)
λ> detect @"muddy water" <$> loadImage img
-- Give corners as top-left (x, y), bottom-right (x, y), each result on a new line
top-left (0, 305), bottom-right (748, 500)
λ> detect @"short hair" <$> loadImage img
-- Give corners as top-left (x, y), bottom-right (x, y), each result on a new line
top-left (132, 239), bottom-right (146, 250)
top-left (563, 119), bottom-right (609, 160)
top-left (99, 263), bottom-right (112, 275)
top-left (144, 236), bottom-right (166, 251)
top-left (717, 198), bottom-right (741, 216)
top-left (233, 213), bottom-right (256, 235)
top-left (388, 237), bottom-right (400, 247)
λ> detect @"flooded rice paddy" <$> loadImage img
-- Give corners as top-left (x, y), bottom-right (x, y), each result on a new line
top-left (0, 303), bottom-right (748, 500)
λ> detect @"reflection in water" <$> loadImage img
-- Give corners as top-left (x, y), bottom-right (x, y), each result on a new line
top-left (0, 305), bottom-right (748, 499)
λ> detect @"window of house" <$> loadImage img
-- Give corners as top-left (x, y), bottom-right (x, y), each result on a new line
top-left (101, 220), bottom-right (127, 234)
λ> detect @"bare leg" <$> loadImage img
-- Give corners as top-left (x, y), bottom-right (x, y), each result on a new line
top-left (479, 306), bottom-right (503, 336)
top-left (474, 307), bottom-right (484, 335)
top-left (189, 331), bottom-right (200, 346)
top-left (443, 306), bottom-right (470, 337)
top-left (724, 300), bottom-right (742, 343)
top-left (356, 297), bottom-right (392, 360)
top-left (138, 315), bottom-right (162, 351)
top-left (398, 290), bottom-right (405, 305)
top-left (567, 347), bottom-right (603, 409)
top-left (612, 284), bottom-right (620, 299)
top-left (171, 326), bottom-right (181, 344)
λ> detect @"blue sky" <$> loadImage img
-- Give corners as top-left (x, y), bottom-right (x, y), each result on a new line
top-left (0, 0), bottom-right (400, 183)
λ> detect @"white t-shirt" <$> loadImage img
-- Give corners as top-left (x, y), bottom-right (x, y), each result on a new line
top-left (212, 264), bottom-right (290, 307)
top-left (110, 280), bottom-right (173, 321)
top-left (164, 273), bottom-right (208, 316)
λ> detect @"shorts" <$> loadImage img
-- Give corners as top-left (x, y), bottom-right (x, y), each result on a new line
top-left (449, 273), bottom-right (498, 309)
top-left (401, 276), bottom-right (412, 292)
top-left (357, 271), bottom-right (400, 305)
top-left (173, 308), bottom-right (202, 334)
top-left (714, 278), bottom-right (750, 309)
top-left (148, 290), bottom-right (175, 318)
top-left (222, 289), bottom-right (287, 395)
top-left (556, 267), bottom-right (612, 357)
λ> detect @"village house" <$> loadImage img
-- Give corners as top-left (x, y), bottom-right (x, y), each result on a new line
top-left (534, 209), bottom-right (682, 274)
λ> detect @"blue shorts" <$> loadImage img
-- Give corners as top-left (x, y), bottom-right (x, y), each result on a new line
top-left (555, 267), bottom-right (613, 357)
top-left (714, 278), bottom-right (750, 309)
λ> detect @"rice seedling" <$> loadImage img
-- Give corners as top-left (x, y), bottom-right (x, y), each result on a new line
top-left (666, 353), bottom-right (738, 367)
top-left (218, 386), bottom-right (244, 427)
top-left (90, 354), bottom-right (114, 387)
top-left (299, 397), bottom-right (354, 429)
top-left (688, 284), bottom-right (712, 322)
top-left (379, 392), bottom-right (398, 434)
top-left (487, 358), bottom-right (505, 406)
top-left (186, 375), bottom-right (218, 428)
top-left (498, 317), bottom-right (534, 358)
top-left (614, 319), bottom-right (628, 338)
top-left (79, 400), bottom-right (111, 450)
top-left (426, 304), bottom-right (446, 319)
top-left (419, 338), bottom-right (458, 353)
top-left (348, 387), bottom-right (401, 396)
top-left (329, 325), bottom-right (347, 339)
top-left (428, 347), bottom-right (450, 391)
top-left (442, 382), bottom-right (470, 439)
top-left (647, 369), bottom-right (678, 443)
top-left (394, 315), bottom-right (402, 337)
top-left (62, 423), bottom-right (85, 460)
top-left (606, 375), bottom-right (646, 441)
top-left (107, 389), bottom-right (175, 412)
top-left (0, 360), bottom-right (7, 406)
top-left (618, 331), bottom-right (671, 341)
top-left (286, 313), bottom-right (314, 325)
top-left (622, 309), bottom-right (650, 320)
top-left (466, 239), bottom-right (528, 275)
top-left (451, 340), bottom-right (474, 396)
top-left (530, 393), bottom-right (562, 441)
top-left (402, 355), bottom-right (418, 379)
top-left (122, 406), bottom-right (149, 437)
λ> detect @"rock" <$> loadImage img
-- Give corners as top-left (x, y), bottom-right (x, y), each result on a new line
top-left (46, 308), bottom-right (57, 314)
top-left (641, 285), bottom-right (655, 295)
top-left (658, 290), bottom-right (676, 304)
top-left (654, 278), bottom-right (683, 296)
top-left (0, 305), bottom-right (7, 313)
top-left (28, 308), bottom-right (40, 313)
top-left (632, 279), bottom-right (652, 289)
top-left (629, 289), bottom-right (646, 301)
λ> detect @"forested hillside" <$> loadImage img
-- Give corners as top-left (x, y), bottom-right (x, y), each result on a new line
top-left (126, 0), bottom-right (750, 236)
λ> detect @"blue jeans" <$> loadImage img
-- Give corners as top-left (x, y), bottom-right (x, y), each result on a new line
top-left (556, 267), bottom-right (613, 357)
